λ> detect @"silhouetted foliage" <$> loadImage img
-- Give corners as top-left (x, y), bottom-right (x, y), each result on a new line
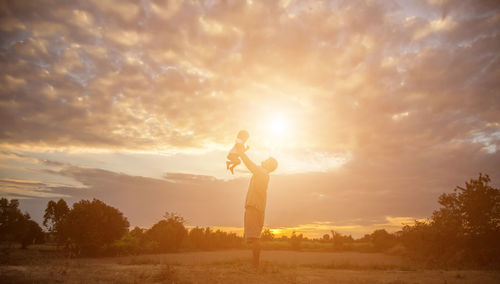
top-left (261, 228), bottom-right (274, 241)
top-left (19, 219), bottom-right (44, 249)
top-left (370, 229), bottom-right (396, 252)
top-left (321, 234), bottom-right (330, 242)
top-left (43, 199), bottom-right (69, 244)
top-left (61, 199), bottom-right (129, 256)
top-left (186, 226), bottom-right (242, 250)
top-left (145, 212), bottom-right (187, 252)
top-left (187, 227), bottom-right (206, 250)
top-left (401, 173), bottom-right (500, 268)
top-left (112, 226), bottom-right (147, 255)
top-left (290, 231), bottom-right (303, 250)
top-left (331, 230), bottom-right (354, 251)
top-left (0, 198), bottom-right (44, 248)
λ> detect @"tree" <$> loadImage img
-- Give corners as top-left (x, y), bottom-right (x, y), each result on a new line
top-left (146, 212), bottom-right (187, 252)
top-left (0, 198), bottom-right (44, 248)
top-left (43, 199), bottom-right (69, 244)
top-left (61, 199), bottom-right (129, 256)
top-left (0, 198), bottom-right (23, 245)
top-left (401, 173), bottom-right (500, 267)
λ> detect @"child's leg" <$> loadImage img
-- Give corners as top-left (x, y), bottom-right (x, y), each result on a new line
top-left (229, 159), bottom-right (241, 174)
top-left (226, 153), bottom-right (239, 170)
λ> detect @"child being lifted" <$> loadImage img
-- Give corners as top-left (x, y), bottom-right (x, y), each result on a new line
top-left (226, 130), bottom-right (250, 174)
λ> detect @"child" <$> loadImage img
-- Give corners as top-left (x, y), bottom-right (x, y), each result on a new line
top-left (226, 130), bottom-right (249, 174)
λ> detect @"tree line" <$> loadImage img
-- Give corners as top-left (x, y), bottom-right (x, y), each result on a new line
top-left (1, 173), bottom-right (498, 268)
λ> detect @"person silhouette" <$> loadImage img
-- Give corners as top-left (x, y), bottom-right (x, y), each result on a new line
top-left (236, 145), bottom-right (278, 268)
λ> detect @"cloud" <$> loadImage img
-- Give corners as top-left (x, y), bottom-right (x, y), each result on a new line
top-left (163, 172), bottom-right (218, 184)
top-left (0, 0), bottom-right (499, 235)
top-left (0, 0), bottom-right (497, 154)
top-left (0, 177), bottom-right (71, 199)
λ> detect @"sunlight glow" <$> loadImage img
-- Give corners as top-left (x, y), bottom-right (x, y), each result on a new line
top-left (270, 117), bottom-right (287, 135)
top-left (267, 116), bottom-right (291, 140)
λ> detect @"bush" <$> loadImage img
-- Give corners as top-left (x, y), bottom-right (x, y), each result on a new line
top-left (290, 232), bottom-right (303, 251)
top-left (371, 229), bottom-right (396, 252)
top-left (111, 227), bottom-right (146, 255)
top-left (145, 213), bottom-right (187, 253)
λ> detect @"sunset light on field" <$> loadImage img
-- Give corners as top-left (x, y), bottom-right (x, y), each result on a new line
top-left (0, 0), bottom-right (499, 241)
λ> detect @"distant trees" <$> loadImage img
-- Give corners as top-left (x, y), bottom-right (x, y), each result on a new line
top-left (331, 230), bottom-right (354, 251)
top-left (39, 199), bottom-right (245, 256)
top-left (401, 173), bottom-right (499, 268)
top-left (113, 224), bottom-right (243, 254)
top-left (6, 172), bottom-right (496, 268)
top-left (185, 227), bottom-right (242, 250)
top-left (0, 198), bottom-right (44, 248)
top-left (290, 231), bottom-right (303, 250)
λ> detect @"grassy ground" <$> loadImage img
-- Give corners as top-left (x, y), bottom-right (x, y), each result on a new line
top-left (1, 246), bottom-right (499, 283)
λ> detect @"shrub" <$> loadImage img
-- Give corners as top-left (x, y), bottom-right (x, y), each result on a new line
top-left (145, 212), bottom-right (187, 253)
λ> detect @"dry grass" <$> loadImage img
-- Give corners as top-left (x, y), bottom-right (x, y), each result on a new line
top-left (1, 247), bottom-right (499, 283)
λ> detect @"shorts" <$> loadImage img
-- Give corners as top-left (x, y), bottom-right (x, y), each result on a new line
top-left (244, 206), bottom-right (265, 240)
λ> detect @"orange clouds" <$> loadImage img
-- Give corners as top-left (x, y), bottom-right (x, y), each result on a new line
top-left (0, 0), bottom-right (499, 236)
top-left (0, 0), bottom-right (498, 155)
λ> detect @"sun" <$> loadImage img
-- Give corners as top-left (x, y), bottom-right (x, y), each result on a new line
top-left (268, 116), bottom-right (290, 138)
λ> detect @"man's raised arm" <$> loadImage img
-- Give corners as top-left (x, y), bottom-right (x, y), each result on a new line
top-left (237, 150), bottom-right (259, 174)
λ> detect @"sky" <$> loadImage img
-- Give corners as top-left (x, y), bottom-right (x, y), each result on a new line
top-left (0, 0), bottom-right (499, 238)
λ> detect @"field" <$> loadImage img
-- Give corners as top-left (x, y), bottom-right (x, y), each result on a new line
top-left (1, 246), bottom-right (499, 283)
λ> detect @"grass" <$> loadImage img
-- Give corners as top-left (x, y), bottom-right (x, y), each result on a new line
top-left (1, 246), bottom-right (499, 283)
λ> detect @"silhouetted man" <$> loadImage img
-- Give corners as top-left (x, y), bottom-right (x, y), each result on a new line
top-left (237, 146), bottom-right (278, 268)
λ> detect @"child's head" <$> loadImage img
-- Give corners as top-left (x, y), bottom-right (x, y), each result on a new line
top-left (237, 130), bottom-right (249, 141)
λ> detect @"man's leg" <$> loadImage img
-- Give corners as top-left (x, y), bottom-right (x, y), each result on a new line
top-left (250, 238), bottom-right (261, 268)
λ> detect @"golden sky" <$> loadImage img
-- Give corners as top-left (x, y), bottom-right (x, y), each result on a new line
top-left (1, 0), bottom-right (499, 237)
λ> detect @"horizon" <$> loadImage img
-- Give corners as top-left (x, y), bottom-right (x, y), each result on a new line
top-left (1, 0), bottom-right (499, 239)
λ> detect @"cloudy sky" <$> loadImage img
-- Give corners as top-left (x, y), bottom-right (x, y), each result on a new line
top-left (1, 0), bottom-right (499, 238)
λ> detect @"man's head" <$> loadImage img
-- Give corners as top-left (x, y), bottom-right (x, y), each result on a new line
top-left (261, 157), bottom-right (278, 173)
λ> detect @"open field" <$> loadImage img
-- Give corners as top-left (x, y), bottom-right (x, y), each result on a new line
top-left (1, 247), bottom-right (499, 283)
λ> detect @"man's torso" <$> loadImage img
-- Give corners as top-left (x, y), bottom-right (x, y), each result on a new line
top-left (245, 168), bottom-right (270, 212)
